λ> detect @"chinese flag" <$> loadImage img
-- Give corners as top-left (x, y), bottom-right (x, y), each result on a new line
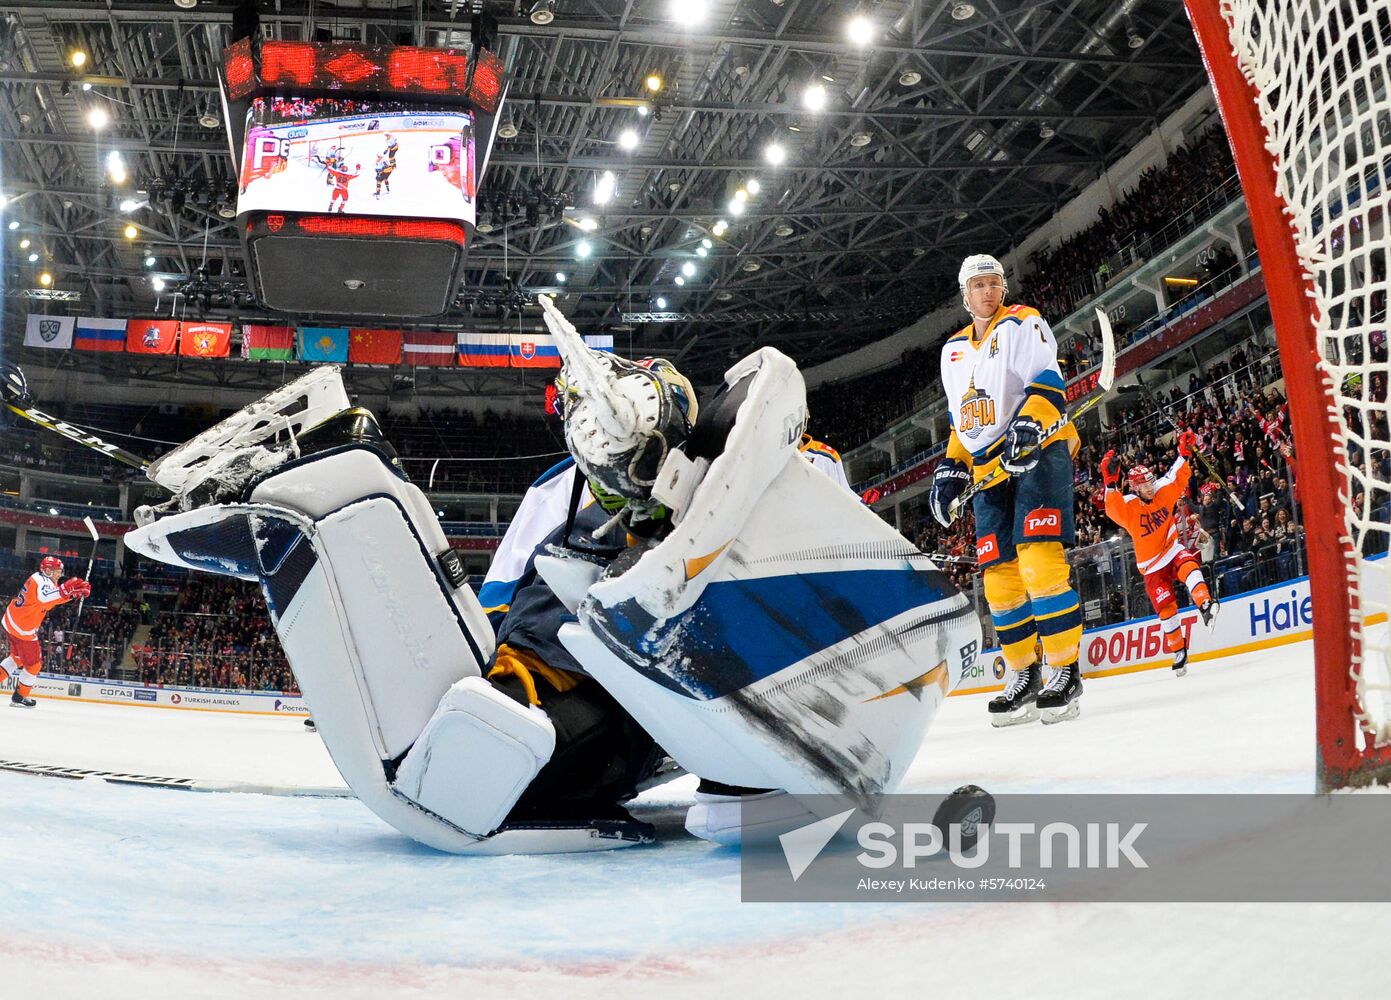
top-left (125, 319), bottom-right (179, 355)
top-left (179, 321), bottom-right (232, 358)
top-left (348, 328), bottom-right (402, 365)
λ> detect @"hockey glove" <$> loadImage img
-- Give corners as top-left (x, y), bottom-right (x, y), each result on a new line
top-left (1100, 450), bottom-right (1120, 488)
top-left (60, 578), bottom-right (91, 600)
top-left (929, 458), bottom-right (971, 528)
top-left (1001, 416), bottom-right (1044, 475)
top-left (1177, 429), bottom-right (1199, 458)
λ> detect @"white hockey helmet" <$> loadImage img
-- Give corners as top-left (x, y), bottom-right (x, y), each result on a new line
top-left (958, 253), bottom-right (1007, 312)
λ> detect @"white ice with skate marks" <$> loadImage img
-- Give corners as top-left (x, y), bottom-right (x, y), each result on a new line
top-left (3, 636), bottom-right (1388, 998)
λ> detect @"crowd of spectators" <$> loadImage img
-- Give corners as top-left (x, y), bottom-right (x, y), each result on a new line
top-left (132, 577), bottom-right (296, 693)
top-left (808, 125), bottom-right (1239, 451)
top-left (378, 407), bottom-right (564, 493)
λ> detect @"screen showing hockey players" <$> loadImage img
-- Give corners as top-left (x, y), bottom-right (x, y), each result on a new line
top-left (237, 98), bottom-right (477, 224)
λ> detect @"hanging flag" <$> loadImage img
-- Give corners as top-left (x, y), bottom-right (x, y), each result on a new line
top-left (125, 319), bottom-right (179, 355)
top-left (242, 325), bottom-right (295, 361)
top-left (457, 332), bottom-right (511, 368)
top-left (23, 314), bottom-right (75, 350)
top-left (510, 331), bottom-right (561, 368)
top-left (297, 326), bottom-right (349, 364)
top-left (348, 328), bottom-right (402, 365)
top-left (180, 321), bottom-right (232, 358)
top-left (402, 331), bottom-right (456, 367)
top-left (582, 334), bottom-right (615, 354)
top-left (72, 317), bottom-right (127, 353)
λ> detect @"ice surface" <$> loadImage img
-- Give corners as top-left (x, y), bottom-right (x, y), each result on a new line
top-left (2, 641), bottom-right (1384, 998)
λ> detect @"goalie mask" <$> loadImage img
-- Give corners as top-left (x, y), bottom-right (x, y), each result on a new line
top-left (555, 354), bottom-right (698, 512)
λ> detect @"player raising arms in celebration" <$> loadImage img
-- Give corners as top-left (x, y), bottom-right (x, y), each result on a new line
top-left (1100, 431), bottom-right (1220, 676)
top-left (1, 556), bottom-right (90, 708)
top-left (929, 254), bottom-right (1085, 725)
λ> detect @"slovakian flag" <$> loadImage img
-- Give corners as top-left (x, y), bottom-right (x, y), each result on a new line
top-left (402, 331), bottom-right (456, 367)
top-left (509, 332), bottom-right (561, 368)
top-left (348, 328), bottom-right (402, 365)
top-left (126, 318), bottom-right (179, 355)
top-left (24, 314), bottom-right (75, 350)
top-left (297, 326), bottom-right (349, 364)
top-left (72, 317), bottom-right (126, 352)
top-left (242, 325), bottom-right (294, 361)
top-left (179, 321), bottom-right (232, 358)
top-left (457, 333), bottom-right (511, 368)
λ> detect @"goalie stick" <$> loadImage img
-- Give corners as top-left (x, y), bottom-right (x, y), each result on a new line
top-left (0, 364), bottom-right (151, 472)
top-left (947, 307), bottom-right (1116, 522)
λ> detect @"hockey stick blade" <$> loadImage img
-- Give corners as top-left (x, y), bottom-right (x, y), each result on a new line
top-left (82, 515), bottom-right (99, 542)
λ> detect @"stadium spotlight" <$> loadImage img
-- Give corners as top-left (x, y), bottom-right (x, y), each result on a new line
top-left (87, 105), bottom-right (109, 129)
top-left (576, 240), bottom-right (592, 259)
top-left (701, 238), bottom-right (713, 249)
top-left (802, 83), bottom-right (827, 112)
top-left (846, 15), bottom-right (875, 47)
top-left (594, 170), bottom-right (616, 205)
top-left (555, 272), bottom-right (567, 283)
top-left (682, 262), bottom-right (696, 278)
top-left (618, 128), bottom-right (639, 151)
top-left (6, 220), bottom-right (18, 231)
top-left (529, 0), bottom-right (557, 25)
top-left (107, 151), bottom-right (127, 183)
top-left (674, 275), bottom-right (685, 286)
top-left (123, 224), bottom-right (137, 239)
top-left (712, 219), bottom-right (728, 236)
top-left (18, 238), bottom-right (29, 249)
top-left (38, 271), bottom-right (52, 287)
top-left (671, 0), bottom-right (708, 26)
top-left (144, 255), bottom-right (156, 267)
top-left (656, 297), bottom-right (667, 308)
top-left (746, 178), bottom-right (761, 195)
top-left (764, 142), bottom-right (786, 166)
top-left (951, 3), bottom-right (975, 19)
top-left (152, 276), bottom-right (166, 292)
top-left (119, 198), bottom-right (140, 212)
top-left (645, 74), bottom-right (663, 93)
top-left (578, 217), bottom-right (598, 232)
top-left (696, 246), bottom-right (707, 257)
top-left (26, 253), bottom-right (37, 263)
top-left (70, 50), bottom-right (87, 68)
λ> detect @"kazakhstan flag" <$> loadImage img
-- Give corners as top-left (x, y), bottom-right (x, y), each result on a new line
top-left (297, 326), bottom-right (350, 363)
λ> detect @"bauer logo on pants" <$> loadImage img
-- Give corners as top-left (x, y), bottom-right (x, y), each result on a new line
top-left (1023, 508), bottom-right (1061, 536)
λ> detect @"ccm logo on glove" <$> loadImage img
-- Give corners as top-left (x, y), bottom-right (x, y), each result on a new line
top-left (1023, 508), bottom-right (1061, 536)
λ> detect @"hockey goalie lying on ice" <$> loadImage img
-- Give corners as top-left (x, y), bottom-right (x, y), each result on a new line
top-left (123, 297), bottom-right (981, 855)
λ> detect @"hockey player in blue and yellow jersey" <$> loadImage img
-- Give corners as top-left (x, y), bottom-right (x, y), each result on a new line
top-left (929, 254), bottom-right (1084, 725)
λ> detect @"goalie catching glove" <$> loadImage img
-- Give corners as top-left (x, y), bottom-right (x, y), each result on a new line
top-left (929, 457), bottom-right (971, 527)
top-left (1001, 415), bottom-right (1044, 475)
top-left (60, 577), bottom-right (91, 600)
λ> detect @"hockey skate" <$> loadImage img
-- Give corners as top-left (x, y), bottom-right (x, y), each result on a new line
top-left (988, 662), bottom-right (1041, 727)
top-left (1171, 646), bottom-right (1189, 677)
top-left (9, 692), bottom-right (35, 709)
top-left (1037, 662), bottom-right (1082, 724)
top-left (1197, 596), bottom-right (1220, 631)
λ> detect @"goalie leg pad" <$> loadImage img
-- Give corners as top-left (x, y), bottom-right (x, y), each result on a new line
top-left (394, 676), bottom-right (556, 838)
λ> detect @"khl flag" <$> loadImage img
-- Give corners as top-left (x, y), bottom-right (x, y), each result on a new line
top-left (297, 326), bottom-right (349, 364)
top-left (457, 332), bottom-right (510, 368)
top-left (510, 332), bottom-right (561, 368)
top-left (73, 317), bottom-right (127, 352)
top-left (23, 314), bottom-right (74, 350)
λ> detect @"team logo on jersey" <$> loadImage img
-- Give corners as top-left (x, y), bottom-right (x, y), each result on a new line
top-left (1023, 508), bottom-right (1061, 537)
top-left (958, 379), bottom-right (997, 435)
top-left (976, 534), bottom-right (1000, 564)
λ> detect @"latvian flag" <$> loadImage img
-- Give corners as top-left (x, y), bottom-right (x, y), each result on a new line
top-left (402, 331), bottom-right (456, 367)
top-left (457, 333), bottom-right (511, 368)
top-left (72, 317), bottom-right (127, 352)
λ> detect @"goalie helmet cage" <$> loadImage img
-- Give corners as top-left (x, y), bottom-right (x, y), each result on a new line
top-left (1185, 0), bottom-right (1391, 789)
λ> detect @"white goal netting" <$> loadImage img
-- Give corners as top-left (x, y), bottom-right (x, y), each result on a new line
top-left (1217, 0), bottom-right (1391, 745)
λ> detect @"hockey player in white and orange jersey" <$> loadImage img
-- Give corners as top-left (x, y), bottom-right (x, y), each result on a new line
top-left (1101, 429), bottom-right (1220, 676)
top-left (1, 556), bottom-right (90, 708)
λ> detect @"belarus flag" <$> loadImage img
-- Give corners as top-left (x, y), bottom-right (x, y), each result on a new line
top-left (72, 317), bottom-right (127, 352)
top-left (402, 331), bottom-right (456, 367)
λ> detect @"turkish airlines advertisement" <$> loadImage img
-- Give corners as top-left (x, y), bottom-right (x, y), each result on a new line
top-left (237, 98), bottom-right (476, 224)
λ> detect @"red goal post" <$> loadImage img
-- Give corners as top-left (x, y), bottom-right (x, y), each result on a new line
top-left (1185, 0), bottom-right (1391, 788)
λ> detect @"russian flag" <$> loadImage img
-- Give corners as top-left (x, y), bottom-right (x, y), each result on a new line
top-left (73, 317), bottom-right (127, 352)
top-left (457, 333), bottom-right (511, 368)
